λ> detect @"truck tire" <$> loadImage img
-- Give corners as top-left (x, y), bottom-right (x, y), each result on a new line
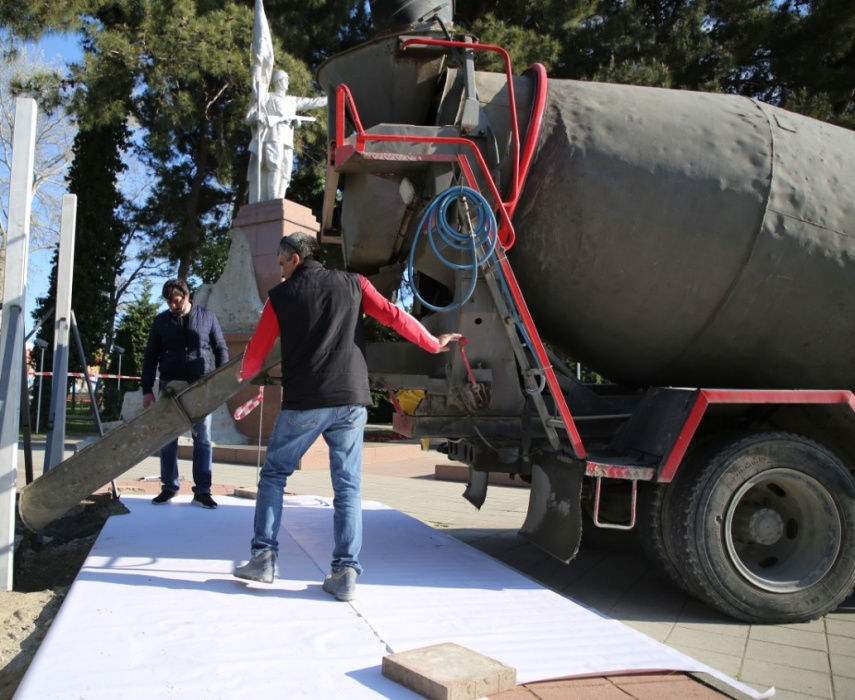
top-left (667, 432), bottom-right (855, 623)
top-left (637, 481), bottom-right (690, 593)
top-left (638, 435), bottom-right (733, 596)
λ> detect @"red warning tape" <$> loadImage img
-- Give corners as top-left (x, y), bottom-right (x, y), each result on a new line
top-left (27, 372), bottom-right (141, 380)
top-left (234, 386), bottom-right (265, 420)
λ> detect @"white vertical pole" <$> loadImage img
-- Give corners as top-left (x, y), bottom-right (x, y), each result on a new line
top-left (0, 98), bottom-right (37, 592)
top-left (43, 195), bottom-right (77, 473)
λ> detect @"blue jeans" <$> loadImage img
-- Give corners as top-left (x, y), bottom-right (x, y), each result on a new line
top-left (251, 405), bottom-right (368, 574)
top-left (159, 381), bottom-right (213, 494)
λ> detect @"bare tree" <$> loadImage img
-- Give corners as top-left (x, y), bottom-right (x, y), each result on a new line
top-left (105, 156), bottom-right (173, 353)
top-left (0, 46), bottom-right (75, 312)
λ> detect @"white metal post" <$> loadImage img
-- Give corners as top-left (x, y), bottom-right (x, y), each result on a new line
top-left (0, 98), bottom-right (37, 592)
top-left (43, 195), bottom-right (77, 473)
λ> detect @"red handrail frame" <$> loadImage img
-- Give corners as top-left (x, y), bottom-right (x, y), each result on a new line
top-left (329, 47), bottom-right (584, 456)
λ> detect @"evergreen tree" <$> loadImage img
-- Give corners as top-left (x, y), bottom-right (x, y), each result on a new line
top-left (48, 1), bottom-right (250, 280)
top-left (763, 0), bottom-right (855, 127)
top-left (101, 280), bottom-right (159, 420)
top-left (29, 249), bottom-right (58, 432)
top-left (455, 0), bottom-right (853, 129)
top-left (455, 0), bottom-right (590, 73)
top-left (257, 0), bottom-right (371, 72)
top-left (1, 1), bottom-right (322, 277)
top-left (66, 120), bottom-right (130, 365)
top-left (189, 225), bottom-right (232, 285)
top-left (30, 109), bottom-right (130, 427)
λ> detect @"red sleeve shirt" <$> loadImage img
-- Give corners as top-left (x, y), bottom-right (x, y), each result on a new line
top-left (238, 300), bottom-right (279, 380)
top-left (238, 274), bottom-right (441, 380)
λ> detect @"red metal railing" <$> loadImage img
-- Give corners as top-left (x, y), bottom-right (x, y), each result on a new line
top-left (330, 45), bottom-right (586, 457)
top-left (333, 82), bottom-right (520, 248)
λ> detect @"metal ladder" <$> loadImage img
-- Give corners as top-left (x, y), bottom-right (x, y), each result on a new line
top-left (457, 192), bottom-right (587, 460)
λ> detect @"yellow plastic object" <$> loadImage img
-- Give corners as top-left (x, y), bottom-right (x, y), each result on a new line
top-left (396, 389), bottom-right (426, 415)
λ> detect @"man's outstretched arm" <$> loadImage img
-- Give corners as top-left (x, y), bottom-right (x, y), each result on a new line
top-left (359, 275), bottom-right (461, 353)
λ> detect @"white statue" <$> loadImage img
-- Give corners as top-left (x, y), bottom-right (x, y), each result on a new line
top-left (246, 70), bottom-right (327, 202)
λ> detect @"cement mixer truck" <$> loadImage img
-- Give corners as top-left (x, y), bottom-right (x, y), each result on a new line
top-left (315, 1), bottom-right (855, 623)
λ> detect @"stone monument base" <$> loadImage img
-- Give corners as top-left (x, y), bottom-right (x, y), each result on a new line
top-left (233, 198), bottom-right (320, 301)
top-left (225, 198), bottom-right (321, 445)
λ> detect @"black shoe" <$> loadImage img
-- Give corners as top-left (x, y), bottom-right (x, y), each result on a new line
top-left (192, 493), bottom-right (218, 509)
top-left (152, 490), bottom-right (177, 505)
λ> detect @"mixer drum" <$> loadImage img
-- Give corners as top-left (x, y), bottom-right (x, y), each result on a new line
top-left (508, 79), bottom-right (855, 390)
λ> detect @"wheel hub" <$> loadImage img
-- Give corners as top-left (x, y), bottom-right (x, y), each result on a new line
top-left (733, 507), bottom-right (784, 546)
top-left (725, 467), bottom-right (842, 592)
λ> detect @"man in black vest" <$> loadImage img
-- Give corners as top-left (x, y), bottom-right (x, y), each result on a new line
top-left (233, 232), bottom-right (460, 600)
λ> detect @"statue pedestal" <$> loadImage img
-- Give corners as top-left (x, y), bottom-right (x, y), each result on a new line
top-left (225, 198), bottom-right (319, 445)
top-left (233, 199), bottom-right (320, 301)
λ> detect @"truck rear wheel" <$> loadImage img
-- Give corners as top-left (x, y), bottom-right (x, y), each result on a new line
top-left (668, 432), bottom-right (855, 623)
top-left (638, 435), bottom-right (731, 596)
top-left (637, 481), bottom-right (688, 591)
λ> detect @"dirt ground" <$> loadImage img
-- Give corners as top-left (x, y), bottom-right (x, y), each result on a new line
top-left (0, 494), bottom-right (128, 700)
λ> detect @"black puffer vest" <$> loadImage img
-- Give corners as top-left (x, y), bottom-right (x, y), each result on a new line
top-left (268, 261), bottom-right (371, 410)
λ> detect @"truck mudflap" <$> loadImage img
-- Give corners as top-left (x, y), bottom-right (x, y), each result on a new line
top-left (518, 455), bottom-right (585, 563)
top-left (18, 351), bottom-right (281, 532)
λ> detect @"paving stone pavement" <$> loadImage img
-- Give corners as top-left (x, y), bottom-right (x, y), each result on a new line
top-left (19, 436), bottom-right (855, 699)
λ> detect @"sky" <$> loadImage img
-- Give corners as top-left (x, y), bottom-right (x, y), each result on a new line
top-left (19, 33), bottom-right (84, 335)
top-left (14, 32), bottom-right (176, 338)
top-left (37, 33), bottom-right (82, 65)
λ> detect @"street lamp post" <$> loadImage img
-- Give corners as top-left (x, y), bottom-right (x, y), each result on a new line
top-left (33, 338), bottom-right (48, 434)
top-left (113, 345), bottom-right (125, 396)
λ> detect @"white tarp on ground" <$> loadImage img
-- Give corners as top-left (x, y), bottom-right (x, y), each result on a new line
top-left (15, 495), bottom-right (767, 699)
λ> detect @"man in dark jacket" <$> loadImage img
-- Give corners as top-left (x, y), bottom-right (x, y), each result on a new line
top-left (142, 278), bottom-right (229, 509)
top-left (233, 232), bottom-right (460, 600)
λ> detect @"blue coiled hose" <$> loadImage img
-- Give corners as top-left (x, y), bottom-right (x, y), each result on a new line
top-left (406, 187), bottom-right (498, 312)
top-left (406, 186), bottom-right (547, 394)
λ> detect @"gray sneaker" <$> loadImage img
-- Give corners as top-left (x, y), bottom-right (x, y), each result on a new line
top-left (233, 551), bottom-right (276, 584)
top-left (322, 567), bottom-right (357, 601)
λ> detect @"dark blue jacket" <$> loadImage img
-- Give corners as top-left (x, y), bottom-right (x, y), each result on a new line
top-left (141, 304), bottom-right (228, 394)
